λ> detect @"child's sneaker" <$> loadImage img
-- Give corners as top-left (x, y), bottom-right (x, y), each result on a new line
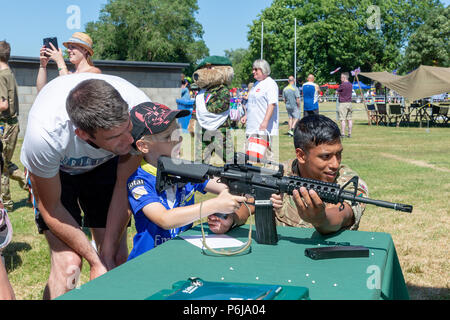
top-left (0, 208), bottom-right (12, 252)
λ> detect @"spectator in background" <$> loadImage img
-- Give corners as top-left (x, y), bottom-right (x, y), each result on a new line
top-left (0, 40), bottom-right (28, 211)
top-left (0, 139), bottom-right (15, 300)
top-left (37, 32), bottom-right (101, 93)
top-left (241, 59), bottom-right (279, 137)
top-left (282, 76), bottom-right (300, 137)
top-left (240, 60), bottom-right (279, 163)
top-left (302, 74), bottom-right (320, 116)
top-left (180, 79), bottom-right (191, 100)
top-left (337, 72), bottom-right (353, 138)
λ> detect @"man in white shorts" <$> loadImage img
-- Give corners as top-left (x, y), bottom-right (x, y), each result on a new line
top-left (337, 72), bottom-right (353, 138)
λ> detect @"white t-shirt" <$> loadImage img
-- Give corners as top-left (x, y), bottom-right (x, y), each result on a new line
top-left (246, 76), bottom-right (279, 136)
top-left (20, 73), bottom-right (151, 178)
top-left (195, 89), bottom-right (229, 131)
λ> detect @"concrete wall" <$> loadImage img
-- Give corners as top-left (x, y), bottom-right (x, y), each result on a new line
top-left (9, 56), bottom-right (189, 137)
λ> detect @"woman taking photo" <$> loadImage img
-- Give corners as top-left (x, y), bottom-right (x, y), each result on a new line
top-left (37, 32), bottom-right (101, 93)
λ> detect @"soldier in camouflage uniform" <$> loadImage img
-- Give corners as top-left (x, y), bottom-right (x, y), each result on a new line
top-left (271, 114), bottom-right (368, 234)
top-left (0, 41), bottom-right (28, 211)
top-left (211, 114), bottom-right (369, 235)
top-left (274, 159), bottom-right (368, 231)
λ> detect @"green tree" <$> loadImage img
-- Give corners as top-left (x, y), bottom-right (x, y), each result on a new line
top-left (245, 0), bottom-right (443, 84)
top-left (85, 0), bottom-right (209, 72)
top-left (224, 48), bottom-right (252, 87)
top-left (401, 6), bottom-right (449, 72)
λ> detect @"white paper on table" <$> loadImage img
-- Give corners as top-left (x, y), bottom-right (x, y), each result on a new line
top-left (180, 234), bottom-right (245, 249)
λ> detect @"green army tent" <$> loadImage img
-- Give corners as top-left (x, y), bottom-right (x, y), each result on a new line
top-left (360, 65), bottom-right (450, 101)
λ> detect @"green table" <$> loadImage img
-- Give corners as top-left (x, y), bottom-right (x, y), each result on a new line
top-left (59, 225), bottom-right (409, 300)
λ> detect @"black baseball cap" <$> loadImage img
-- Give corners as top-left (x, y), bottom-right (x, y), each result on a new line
top-left (130, 102), bottom-right (190, 147)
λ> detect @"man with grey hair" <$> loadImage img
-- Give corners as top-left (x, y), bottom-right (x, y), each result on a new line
top-left (20, 73), bottom-right (150, 299)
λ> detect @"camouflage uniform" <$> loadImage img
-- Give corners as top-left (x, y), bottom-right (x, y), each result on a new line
top-left (0, 69), bottom-right (28, 210)
top-left (194, 85), bottom-right (238, 164)
top-left (275, 159), bottom-right (369, 231)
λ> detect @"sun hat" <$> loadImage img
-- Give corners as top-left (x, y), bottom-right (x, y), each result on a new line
top-left (0, 208), bottom-right (12, 252)
top-left (63, 32), bottom-right (94, 56)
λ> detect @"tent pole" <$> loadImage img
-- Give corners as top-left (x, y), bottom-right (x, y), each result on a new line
top-left (355, 74), bottom-right (370, 126)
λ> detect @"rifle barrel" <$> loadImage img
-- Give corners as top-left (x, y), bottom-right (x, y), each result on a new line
top-left (340, 192), bottom-right (413, 213)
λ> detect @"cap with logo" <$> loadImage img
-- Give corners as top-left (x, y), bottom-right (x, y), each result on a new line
top-left (130, 102), bottom-right (190, 147)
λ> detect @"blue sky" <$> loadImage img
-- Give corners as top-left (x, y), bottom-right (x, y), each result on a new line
top-left (1, 0), bottom-right (448, 58)
top-left (0, 0), bottom-right (272, 58)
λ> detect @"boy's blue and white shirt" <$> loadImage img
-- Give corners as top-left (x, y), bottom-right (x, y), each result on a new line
top-left (127, 159), bottom-right (209, 260)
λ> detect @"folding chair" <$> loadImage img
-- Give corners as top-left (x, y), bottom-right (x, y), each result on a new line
top-left (375, 103), bottom-right (388, 126)
top-left (435, 106), bottom-right (449, 125)
top-left (416, 103), bottom-right (434, 127)
top-left (366, 104), bottom-right (378, 125)
top-left (387, 104), bottom-right (403, 127)
top-left (409, 103), bottom-right (421, 123)
top-left (429, 104), bottom-right (441, 125)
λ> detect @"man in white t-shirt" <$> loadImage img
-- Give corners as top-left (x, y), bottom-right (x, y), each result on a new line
top-left (20, 73), bottom-right (150, 299)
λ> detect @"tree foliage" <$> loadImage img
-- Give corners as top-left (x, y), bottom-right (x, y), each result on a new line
top-left (244, 0), bottom-right (444, 84)
top-left (224, 48), bottom-right (251, 87)
top-left (401, 6), bottom-right (449, 72)
top-left (85, 0), bottom-right (209, 72)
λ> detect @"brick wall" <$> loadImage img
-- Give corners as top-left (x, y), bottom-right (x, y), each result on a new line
top-left (9, 57), bottom-right (188, 137)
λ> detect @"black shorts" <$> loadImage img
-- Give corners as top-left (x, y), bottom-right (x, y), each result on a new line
top-left (35, 156), bottom-right (119, 234)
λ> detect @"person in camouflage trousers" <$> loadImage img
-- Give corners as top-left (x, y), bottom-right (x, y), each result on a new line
top-left (0, 41), bottom-right (28, 211)
top-left (191, 56), bottom-right (238, 164)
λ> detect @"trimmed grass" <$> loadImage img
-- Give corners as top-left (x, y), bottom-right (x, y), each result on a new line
top-left (3, 101), bottom-right (449, 300)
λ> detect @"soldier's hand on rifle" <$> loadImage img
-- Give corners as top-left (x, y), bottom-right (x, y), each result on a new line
top-left (292, 187), bottom-right (327, 227)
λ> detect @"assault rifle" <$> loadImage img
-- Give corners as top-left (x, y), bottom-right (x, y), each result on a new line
top-left (156, 154), bottom-right (413, 245)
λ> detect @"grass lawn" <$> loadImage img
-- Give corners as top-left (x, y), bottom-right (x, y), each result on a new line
top-left (3, 101), bottom-right (449, 300)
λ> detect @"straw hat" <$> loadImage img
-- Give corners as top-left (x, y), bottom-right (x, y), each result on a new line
top-left (63, 32), bottom-right (94, 56)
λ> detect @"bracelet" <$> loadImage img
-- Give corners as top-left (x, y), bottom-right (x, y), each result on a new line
top-left (58, 66), bottom-right (67, 72)
top-left (39, 65), bottom-right (46, 69)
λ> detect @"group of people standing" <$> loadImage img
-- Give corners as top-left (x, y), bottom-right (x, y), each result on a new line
top-left (282, 72), bottom-right (354, 138)
top-left (1, 33), bottom-right (367, 301)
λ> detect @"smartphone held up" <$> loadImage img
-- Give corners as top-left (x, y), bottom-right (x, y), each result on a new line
top-left (43, 37), bottom-right (58, 57)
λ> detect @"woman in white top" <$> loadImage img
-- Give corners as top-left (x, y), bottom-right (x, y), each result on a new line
top-left (240, 59), bottom-right (279, 136)
top-left (37, 32), bottom-right (101, 93)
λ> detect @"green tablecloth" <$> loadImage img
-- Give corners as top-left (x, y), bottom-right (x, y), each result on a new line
top-left (59, 225), bottom-right (409, 300)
